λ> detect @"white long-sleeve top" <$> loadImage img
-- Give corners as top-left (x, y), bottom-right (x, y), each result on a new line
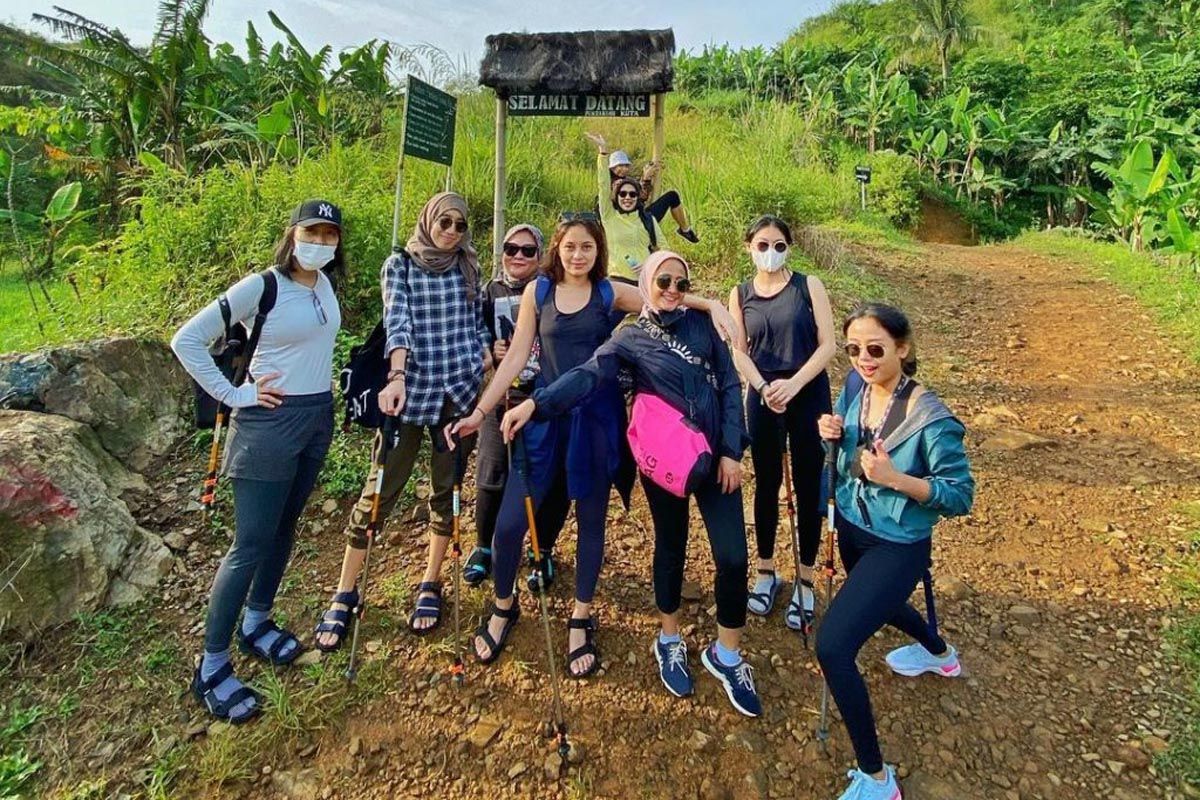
top-left (170, 268), bottom-right (341, 408)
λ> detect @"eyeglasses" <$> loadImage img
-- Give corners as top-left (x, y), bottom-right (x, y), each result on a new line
top-left (437, 216), bottom-right (468, 233)
top-left (312, 293), bottom-right (328, 326)
top-left (503, 243), bottom-right (539, 258)
top-left (617, 190), bottom-right (639, 199)
top-left (654, 274), bottom-right (691, 293)
top-left (560, 211), bottom-right (599, 223)
top-left (754, 241), bottom-right (788, 253)
top-left (844, 342), bottom-right (886, 359)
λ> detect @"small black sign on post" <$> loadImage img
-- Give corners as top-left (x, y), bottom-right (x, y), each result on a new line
top-left (390, 75), bottom-right (459, 251)
top-left (855, 165), bottom-right (872, 210)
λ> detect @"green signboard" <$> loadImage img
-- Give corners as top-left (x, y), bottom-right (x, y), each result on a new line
top-left (403, 75), bottom-right (457, 166)
top-left (506, 92), bottom-right (651, 118)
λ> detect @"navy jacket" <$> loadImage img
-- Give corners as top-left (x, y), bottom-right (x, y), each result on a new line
top-left (532, 309), bottom-right (749, 461)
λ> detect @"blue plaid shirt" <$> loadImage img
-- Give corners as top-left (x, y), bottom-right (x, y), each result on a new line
top-left (382, 252), bottom-right (488, 425)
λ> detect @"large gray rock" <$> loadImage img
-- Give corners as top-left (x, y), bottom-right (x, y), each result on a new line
top-left (0, 338), bottom-right (190, 472)
top-left (0, 410), bottom-right (173, 635)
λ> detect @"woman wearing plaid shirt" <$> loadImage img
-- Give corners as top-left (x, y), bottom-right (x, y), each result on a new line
top-left (315, 192), bottom-right (488, 648)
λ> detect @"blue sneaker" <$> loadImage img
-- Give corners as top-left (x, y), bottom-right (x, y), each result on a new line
top-left (836, 766), bottom-right (902, 800)
top-left (699, 643), bottom-right (762, 717)
top-left (652, 637), bottom-right (694, 698)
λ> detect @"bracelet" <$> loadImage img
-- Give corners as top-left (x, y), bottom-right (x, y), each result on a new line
top-left (472, 407), bottom-right (486, 422)
top-left (387, 368), bottom-right (406, 380)
top-left (755, 380), bottom-right (767, 393)
top-left (388, 374), bottom-right (406, 385)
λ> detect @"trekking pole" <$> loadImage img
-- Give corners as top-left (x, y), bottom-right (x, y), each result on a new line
top-left (779, 421), bottom-right (811, 647)
top-left (346, 415), bottom-right (397, 683)
top-left (199, 409), bottom-right (227, 519)
top-left (449, 429), bottom-right (467, 687)
top-left (815, 439), bottom-right (838, 753)
top-left (511, 426), bottom-right (571, 772)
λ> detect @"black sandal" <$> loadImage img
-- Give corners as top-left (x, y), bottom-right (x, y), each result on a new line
top-left (408, 582), bottom-right (443, 635)
top-left (238, 620), bottom-right (304, 666)
top-left (474, 602), bottom-right (520, 665)
top-left (191, 663), bottom-right (261, 724)
top-left (313, 589), bottom-right (359, 653)
top-left (747, 569), bottom-right (781, 616)
top-left (566, 616), bottom-right (600, 679)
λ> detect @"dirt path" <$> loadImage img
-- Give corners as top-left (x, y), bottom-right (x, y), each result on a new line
top-left (10, 235), bottom-right (1198, 800)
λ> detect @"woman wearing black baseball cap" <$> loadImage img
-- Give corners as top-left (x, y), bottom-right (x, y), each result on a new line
top-left (172, 199), bottom-right (346, 724)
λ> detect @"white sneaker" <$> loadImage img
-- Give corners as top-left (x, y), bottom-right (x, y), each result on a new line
top-left (884, 643), bottom-right (961, 678)
top-left (836, 766), bottom-right (902, 800)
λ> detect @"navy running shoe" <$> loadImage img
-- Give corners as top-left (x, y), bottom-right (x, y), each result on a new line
top-left (700, 643), bottom-right (762, 717)
top-left (652, 636), bottom-right (694, 698)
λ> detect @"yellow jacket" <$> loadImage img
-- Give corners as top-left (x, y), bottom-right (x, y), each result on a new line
top-left (598, 154), bottom-right (664, 280)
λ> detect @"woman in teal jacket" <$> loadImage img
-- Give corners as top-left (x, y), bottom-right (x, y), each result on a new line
top-left (815, 302), bottom-right (974, 800)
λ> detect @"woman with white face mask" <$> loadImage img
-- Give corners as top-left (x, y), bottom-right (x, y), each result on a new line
top-left (728, 215), bottom-right (837, 637)
top-left (171, 199), bottom-right (344, 723)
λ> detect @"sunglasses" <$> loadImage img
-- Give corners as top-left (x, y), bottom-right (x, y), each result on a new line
top-left (503, 243), bottom-right (539, 258)
top-left (437, 216), bottom-right (468, 233)
top-left (617, 190), bottom-right (639, 199)
top-left (654, 274), bottom-right (691, 293)
top-left (754, 241), bottom-right (788, 253)
top-left (312, 293), bottom-right (328, 326)
top-left (844, 342), bottom-right (886, 359)
top-left (560, 211), bottom-right (599, 223)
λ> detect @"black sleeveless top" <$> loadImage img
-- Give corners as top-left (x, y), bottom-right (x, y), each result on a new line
top-left (738, 271), bottom-right (824, 382)
top-left (535, 279), bottom-right (619, 386)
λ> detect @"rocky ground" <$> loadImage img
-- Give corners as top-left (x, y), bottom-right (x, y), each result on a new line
top-left (5, 232), bottom-right (1198, 800)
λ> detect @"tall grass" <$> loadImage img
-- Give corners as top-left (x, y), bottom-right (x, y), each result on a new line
top-left (13, 91), bottom-right (913, 349)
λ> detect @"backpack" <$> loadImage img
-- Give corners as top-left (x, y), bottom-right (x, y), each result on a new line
top-left (533, 274), bottom-right (614, 311)
top-left (339, 251), bottom-right (412, 430)
top-left (193, 268), bottom-right (278, 428)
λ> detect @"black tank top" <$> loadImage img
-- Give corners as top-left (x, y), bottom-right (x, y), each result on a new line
top-left (535, 279), bottom-right (617, 386)
top-left (738, 271), bottom-right (822, 381)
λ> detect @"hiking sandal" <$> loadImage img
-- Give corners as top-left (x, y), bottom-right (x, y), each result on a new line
top-left (313, 589), bottom-right (359, 653)
top-left (408, 582), bottom-right (444, 636)
top-left (785, 580), bottom-right (817, 643)
top-left (566, 615), bottom-right (600, 679)
top-left (474, 602), bottom-right (520, 665)
top-left (463, 547), bottom-right (492, 587)
top-left (747, 569), bottom-right (781, 616)
top-left (191, 662), bottom-right (261, 724)
top-left (239, 620), bottom-right (303, 666)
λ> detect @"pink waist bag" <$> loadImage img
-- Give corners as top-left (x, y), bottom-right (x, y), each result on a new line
top-left (626, 392), bottom-right (714, 498)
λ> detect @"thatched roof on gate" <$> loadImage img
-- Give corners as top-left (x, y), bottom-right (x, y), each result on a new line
top-left (479, 29), bottom-right (675, 96)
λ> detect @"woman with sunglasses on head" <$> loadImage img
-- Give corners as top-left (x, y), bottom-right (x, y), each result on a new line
top-left (314, 192), bottom-right (489, 650)
top-left (816, 303), bottom-right (974, 800)
top-left (463, 224), bottom-right (570, 587)
top-left (727, 215), bottom-right (836, 635)
top-left (501, 251), bottom-right (762, 717)
top-left (586, 132), bottom-right (664, 283)
top-left (172, 199), bottom-right (344, 723)
top-left (447, 220), bottom-right (735, 680)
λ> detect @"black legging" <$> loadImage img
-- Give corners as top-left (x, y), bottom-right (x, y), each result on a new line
top-left (746, 385), bottom-right (828, 566)
top-left (645, 190), bottom-right (681, 223)
top-left (815, 513), bottom-right (947, 775)
top-left (641, 473), bottom-right (748, 630)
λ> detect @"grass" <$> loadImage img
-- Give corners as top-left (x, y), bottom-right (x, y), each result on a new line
top-left (0, 704), bottom-right (44, 799)
top-left (1161, 501), bottom-right (1200, 787)
top-left (0, 262), bottom-right (75, 354)
top-left (1014, 229), bottom-right (1200, 361)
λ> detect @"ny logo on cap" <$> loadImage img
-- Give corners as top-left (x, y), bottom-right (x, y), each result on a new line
top-left (318, 203), bottom-right (334, 219)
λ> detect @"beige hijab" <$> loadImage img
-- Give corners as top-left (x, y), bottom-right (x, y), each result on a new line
top-left (406, 192), bottom-right (481, 299)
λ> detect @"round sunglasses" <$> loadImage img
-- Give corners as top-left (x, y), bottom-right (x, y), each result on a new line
top-left (844, 343), bottom-right (887, 359)
top-left (654, 274), bottom-right (691, 292)
top-left (753, 240), bottom-right (788, 253)
top-left (437, 216), bottom-right (468, 233)
top-left (617, 189), bottom-right (640, 199)
top-left (503, 243), bottom-right (539, 258)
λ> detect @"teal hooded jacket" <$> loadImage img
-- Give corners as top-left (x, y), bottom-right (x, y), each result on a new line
top-left (831, 379), bottom-right (974, 544)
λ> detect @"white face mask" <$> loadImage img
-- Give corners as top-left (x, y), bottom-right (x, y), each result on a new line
top-left (752, 247), bottom-right (787, 273)
top-left (294, 241), bottom-right (336, 271)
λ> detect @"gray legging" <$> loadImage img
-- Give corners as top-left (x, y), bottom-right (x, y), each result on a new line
top-left (203, 394), bottom-right (333, 653)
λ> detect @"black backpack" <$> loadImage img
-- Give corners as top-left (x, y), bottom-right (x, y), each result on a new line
top-left (193, 268), bottom-right (278, 428)
top-left (339, 252), bottom-right (410, 430)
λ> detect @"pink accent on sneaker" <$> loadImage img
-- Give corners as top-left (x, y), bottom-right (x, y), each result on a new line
top-left (939, 661), bottom-right (962, 676)
top-left (888, 788), bottom-right (902, 800)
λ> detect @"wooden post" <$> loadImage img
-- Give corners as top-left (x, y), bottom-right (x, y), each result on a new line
top-left (390, 92), bottom-right (409, 253)
top-left (651, 92), bottom-right (666, 196)
top-left (492, 96), bottom-right (508, 274)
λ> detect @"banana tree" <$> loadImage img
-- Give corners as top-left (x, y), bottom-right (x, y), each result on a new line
top-left (1082, 141), bottom-right (1179, 251)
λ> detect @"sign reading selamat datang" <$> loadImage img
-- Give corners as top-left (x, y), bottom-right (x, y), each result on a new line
top-left (506, 92), bottom-right (652, 118)
top-left (403, 75), bottom-right (457, 166)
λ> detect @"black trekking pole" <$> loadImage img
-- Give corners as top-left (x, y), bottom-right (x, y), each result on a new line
top-left (815, 439), bottom-right (838, 753)
top-left (510, 425), bottom-right (571, 772)
top-left (449, 429), bottom-right (467, 686)
top-left (346, 415), bottom-right (397, 682)
top-left (779, 421), bottom-right (812, 647)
